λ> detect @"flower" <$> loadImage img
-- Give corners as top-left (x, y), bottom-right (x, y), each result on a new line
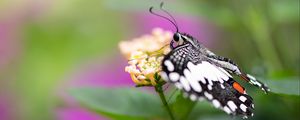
top-left (119, 28), bottom-right (172, 86)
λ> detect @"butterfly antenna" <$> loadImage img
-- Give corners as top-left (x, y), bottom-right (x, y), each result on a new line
top-left (149, 3), bottom-right (179, 32)
top-left (159, 2), bottom-right (179, 32)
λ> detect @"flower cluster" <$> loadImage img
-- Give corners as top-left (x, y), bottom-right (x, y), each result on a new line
top-left (119, 28), bottom-right (172, 86)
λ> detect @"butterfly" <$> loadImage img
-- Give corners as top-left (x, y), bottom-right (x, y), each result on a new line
top-left (150, 2), bottom-right (270, 118)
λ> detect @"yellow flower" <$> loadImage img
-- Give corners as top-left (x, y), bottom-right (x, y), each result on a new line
top-left (119, 28), bottom-right (172, 86)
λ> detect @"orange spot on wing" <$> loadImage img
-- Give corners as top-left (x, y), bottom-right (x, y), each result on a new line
top-left (233, 82), bottom-right (245, 94)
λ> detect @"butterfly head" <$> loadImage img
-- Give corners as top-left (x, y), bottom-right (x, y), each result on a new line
top-left (173, 32), bottom-right (184, 45)
top-left (172, 32), bottom-right (196, 47)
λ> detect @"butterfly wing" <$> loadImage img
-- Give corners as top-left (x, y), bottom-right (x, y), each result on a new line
top-left (161, 45), bottom-right (254, 117)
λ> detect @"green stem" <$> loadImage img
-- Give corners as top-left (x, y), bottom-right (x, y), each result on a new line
top-left (180, 102), bottom-right (196, 120)
top-left (155, 85), bottom-right (175, 120)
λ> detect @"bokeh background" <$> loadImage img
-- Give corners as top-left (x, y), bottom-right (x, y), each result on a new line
top-left (0, 0), bottom-right (299, 120)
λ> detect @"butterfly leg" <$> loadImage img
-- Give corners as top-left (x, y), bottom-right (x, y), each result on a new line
top-left (170, 40), bottom-right (175, 50)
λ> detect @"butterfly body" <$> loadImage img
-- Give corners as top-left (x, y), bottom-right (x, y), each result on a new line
top-left (161, 32), bottom-right (270, 118)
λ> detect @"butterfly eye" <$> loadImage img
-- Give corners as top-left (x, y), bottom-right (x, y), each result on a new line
top-left (173, 33), bottom-right (181, 42)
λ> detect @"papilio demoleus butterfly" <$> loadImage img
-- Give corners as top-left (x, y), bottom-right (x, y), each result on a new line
top-left (149, 2), bottom-right (270, 119)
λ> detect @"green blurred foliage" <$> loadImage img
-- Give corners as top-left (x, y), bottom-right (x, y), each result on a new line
top-left (15, 0), bottom-right (123, 119)
top-left (71, 87), bottom-right (166, 119)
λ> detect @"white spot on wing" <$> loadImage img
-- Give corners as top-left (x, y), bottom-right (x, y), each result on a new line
top-left (207, 85), bottom-right (212, 90)
top-left (204, 92), bottom-right (213, 100)
top-left (240, 104), bottom-right (247, 112)
top-left (174, 82), bottom-right (183, 89)
top-left (223, 106), bottom-right (232, 114)
top-left (180, 77), bottom-right (191, 91)
top-left (207, 78), bottom-right (213, 86)
top-left (239, 96), bottom-right (247, 102)
top-left (247, 74), bottom-right (264, 88)
top-left (187, 62), bottom-right (205, 83)
top-left (227, 101), bottom-right (237, 111)
top-left (213, 66), bottom-right (230, 81)
top-left (164, 60), bottom-right (174, 71)
top-left (160, 72), bottom-right (169, 81)
top-left (209, 66), bottom-right (223, 82)
top-left (190, 94), bottom-right (197, 101)
top-left (184, 68), bottom-right (202, 92)
top-left (250, 79), bottom-right (262, 87)
top-left (220, 84), bottom-right (225, 89)
top-left (247, 74), bottom-right (256, 80)
top-left (169, 72), bottom-right (180, 81)
top-left (218, 67), bottom-right (232, 78)
top-left (201, 62), bottom-right (218, 81)
top-left (212, 99), bottom-right (221, 108)
top-left (196, 63), bottom-right (207, 84)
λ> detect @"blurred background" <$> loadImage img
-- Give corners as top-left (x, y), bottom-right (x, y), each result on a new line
top-left (0, 0), bottom-right (299, 120)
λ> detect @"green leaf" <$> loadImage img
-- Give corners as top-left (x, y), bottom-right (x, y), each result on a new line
top-left (267, 78), bottom-right (300, 96)
top-left (170, 91), bottom-right (197, 120)
top-left (71, 87), bottom-right (166, 119)
top-left (188, 101), bottom-right (224, 120)
top-left (198, 115), bottom-right (241, 120)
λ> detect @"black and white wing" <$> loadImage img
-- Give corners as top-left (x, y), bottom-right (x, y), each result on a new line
top-left (160, 45), bottom-right (254, 118)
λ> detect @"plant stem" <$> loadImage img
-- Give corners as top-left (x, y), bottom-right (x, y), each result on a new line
top-left (155, 85), bottom-right (175, 120)
top-left (181, 102), bottom-right (196, 120)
